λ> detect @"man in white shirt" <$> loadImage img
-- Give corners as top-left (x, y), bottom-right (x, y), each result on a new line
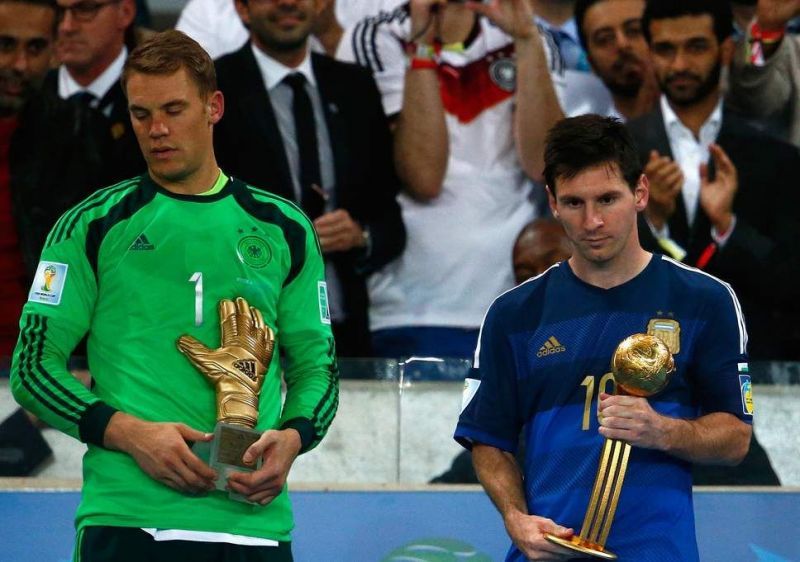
top-left (339, 0), bottom-right (564, 358)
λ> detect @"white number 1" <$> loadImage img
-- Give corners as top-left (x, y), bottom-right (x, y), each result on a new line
top-left (190, 272), bottom-right (203, 326)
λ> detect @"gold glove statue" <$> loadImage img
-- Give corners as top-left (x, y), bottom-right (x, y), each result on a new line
top-left (177, 297), bottom-right (275, 428)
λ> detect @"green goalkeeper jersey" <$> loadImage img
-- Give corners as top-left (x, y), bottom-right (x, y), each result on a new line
top-left (10, 172), bottom-right (338, 541)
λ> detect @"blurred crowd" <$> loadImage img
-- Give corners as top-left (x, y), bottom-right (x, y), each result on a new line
top-left (1, 0), bottom-right (798, 480)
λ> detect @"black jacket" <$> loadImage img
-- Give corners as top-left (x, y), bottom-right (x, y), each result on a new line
top-left (42, 70), bottom-right (146, 185)
top-left (628, 107), bottom-right (800, 359)
top-left (214, 45), bottom-right (406, 355)
top-left (10, 89), bottom-right (112, 280)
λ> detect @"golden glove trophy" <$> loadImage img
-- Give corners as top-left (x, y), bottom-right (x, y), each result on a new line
top-left (177, 297), bottom-right (275, 499)
top-left (545, 333), bottom-right (675, 559)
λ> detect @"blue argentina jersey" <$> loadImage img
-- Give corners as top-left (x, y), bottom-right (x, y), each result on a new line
top-left (455, 255), bottom-right (752, 562)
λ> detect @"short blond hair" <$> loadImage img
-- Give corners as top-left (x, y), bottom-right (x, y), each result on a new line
top-left (121, 30), bottom-right (216, 99)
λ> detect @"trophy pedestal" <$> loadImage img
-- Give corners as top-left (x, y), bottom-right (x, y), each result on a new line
top-left (193, 422), bottom-right (262, 503)
top-left (545, 535), bottom-right (617, 560)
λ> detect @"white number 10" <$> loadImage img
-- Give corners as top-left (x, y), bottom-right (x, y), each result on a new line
top-left (190, 272), bottom-right (203, 326)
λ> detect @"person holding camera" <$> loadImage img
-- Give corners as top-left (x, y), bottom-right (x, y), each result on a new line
top-left (339, 0), bottom-right (565, 358)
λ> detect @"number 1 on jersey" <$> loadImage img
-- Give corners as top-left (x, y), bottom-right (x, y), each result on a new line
top-left (190, 272), bottom-right (203, 326)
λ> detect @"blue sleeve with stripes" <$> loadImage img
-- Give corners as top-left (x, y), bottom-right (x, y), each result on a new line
top-left (455, 298), bottom-right (522, 453)
top-left (690, 281), bottom-right (753, 423)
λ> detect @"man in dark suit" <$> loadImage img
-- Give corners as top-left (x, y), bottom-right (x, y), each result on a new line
top-left (629, 0), bottom-right (793, 487)
top-left (628, 0), bottom-right (800, 362)
top-left (214, 0), bottom-right (405, 357)
top-left (0, 0), bottom-right (110, 475)
top-left (44, 0), bottom-right (145, 182)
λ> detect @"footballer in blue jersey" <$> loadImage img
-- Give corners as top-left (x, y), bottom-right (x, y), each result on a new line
top-left (455, 115), bottom-right (752, 562)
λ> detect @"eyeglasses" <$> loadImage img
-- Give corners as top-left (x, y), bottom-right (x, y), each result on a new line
top-left (56, 0), bottom-right (121, 23)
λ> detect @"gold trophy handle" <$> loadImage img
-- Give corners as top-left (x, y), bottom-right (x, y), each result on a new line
top-left (544, 437), bottom-right (630, 560)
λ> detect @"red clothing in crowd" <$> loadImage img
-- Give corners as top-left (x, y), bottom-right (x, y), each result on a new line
top-left (0, 116), bottom-right (27, 359)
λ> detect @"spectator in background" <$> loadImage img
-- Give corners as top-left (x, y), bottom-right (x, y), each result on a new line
top-left (44, 0), bottom-right (145, 181)
top-left (728, 0), bottom-right (800, 148)
top-left (729, 0), bottom-right (757, 37)
top-left (628, 0), bottom-right (800, 363)
top-left (177, 0), bottom-right (402, 60)
top-left (339, 0), bottom-right (564, 359)
top-left (533, 0), bottom-right (590, 71)
top-left (513, 218), bottom-right (572, 282)
top-left (574, 0), bottom-right (658, 120)
top-left (214, 0), bottom-right (405, 357)
top-left (0, 0), bottom-right (109, 475)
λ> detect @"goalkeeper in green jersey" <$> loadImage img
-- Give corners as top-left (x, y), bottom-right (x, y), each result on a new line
top-left (10, 30), bottom-right (338, 562)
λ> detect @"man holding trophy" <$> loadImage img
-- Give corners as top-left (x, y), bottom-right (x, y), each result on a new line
top-left (10, 30), bottom-right (338, 561)
top-left (455, 115), bottom-right (752, 561)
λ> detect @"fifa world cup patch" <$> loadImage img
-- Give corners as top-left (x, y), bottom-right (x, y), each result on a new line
top-left (28, 261), bottom-right (69, 306)
top-left (318, 281), bottom-right (331, 325)
top-left (739, 364), bottom-right (754, 415)
top-left (461, 378), bottom-right (481, 413)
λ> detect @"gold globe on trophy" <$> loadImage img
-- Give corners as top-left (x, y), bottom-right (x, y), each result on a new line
top-left (545, 333), bottom-right (675, 559)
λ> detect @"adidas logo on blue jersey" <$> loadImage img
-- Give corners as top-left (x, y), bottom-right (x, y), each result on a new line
top-left (537, 336), bottom-right (565, 357)
top-left (129, 233), bottom-right (154, 251)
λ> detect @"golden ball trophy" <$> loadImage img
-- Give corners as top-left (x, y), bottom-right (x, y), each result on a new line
top-left (177, 297), bottom-right (275, 502)
top-left (544, 333), bottom-right (675, 559)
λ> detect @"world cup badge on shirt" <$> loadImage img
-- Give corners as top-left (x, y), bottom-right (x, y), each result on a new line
top-left (237, 235), bottom-right (272, 269)
top-left (739, 363), bottom-right (754, 415)
top-left (647, 318), bottom-right (680, 354)
top-left (489, 57), bottom-right (517, 92)
top-left (28, 261), bottom-right (69, 306)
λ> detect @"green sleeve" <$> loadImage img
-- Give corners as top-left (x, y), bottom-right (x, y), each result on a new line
top-left (276, 211), bottom-right (339, 453)
top-left (10, 217), bottom-right (117, 445)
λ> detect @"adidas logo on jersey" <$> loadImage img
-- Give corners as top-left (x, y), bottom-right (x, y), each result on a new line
top-left (129, 233), bottom-right (154, 251)
top-left (537, 336), bottom-right (566, 357)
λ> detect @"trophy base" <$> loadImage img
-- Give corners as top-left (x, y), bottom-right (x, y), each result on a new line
top-left (544, 534), bottom-right (618, 560)
top-left (192, 422), bottom-right (262, 503)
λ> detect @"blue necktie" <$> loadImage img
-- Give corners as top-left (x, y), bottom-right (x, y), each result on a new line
top-left (553, 30), bottom-right (590, 72)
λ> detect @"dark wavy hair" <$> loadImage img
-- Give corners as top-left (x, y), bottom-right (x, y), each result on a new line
top-left (642, 0), bottom-right (733, 44)
top-left (543, 115), bottom-right (642, 194)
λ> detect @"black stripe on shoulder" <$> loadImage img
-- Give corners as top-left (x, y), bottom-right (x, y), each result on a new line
top-left (351, 20), bottom-right (366, 67)
top-left (369, 19), bottom-right (384, 73)
top-left (85, 181), bottom-right (157, 275)
top-left (48, 178), bottom-right (140, 248)
top-left (235, 183), bottom-right (310, 287)
top-left (311, 336), bottom-right (339, 441)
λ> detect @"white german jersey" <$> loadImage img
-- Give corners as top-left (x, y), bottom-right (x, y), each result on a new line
top-left (338, 6), bottom-right (564, 330)
top-left (336, 0), bottom-right (406, 28)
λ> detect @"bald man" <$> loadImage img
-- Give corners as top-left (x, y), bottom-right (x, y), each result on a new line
top-left (512, 218), bottom-right (572, 284)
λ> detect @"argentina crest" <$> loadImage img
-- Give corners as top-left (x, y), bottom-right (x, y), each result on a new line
top-left (647, 318), bottom-right (681, 354)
